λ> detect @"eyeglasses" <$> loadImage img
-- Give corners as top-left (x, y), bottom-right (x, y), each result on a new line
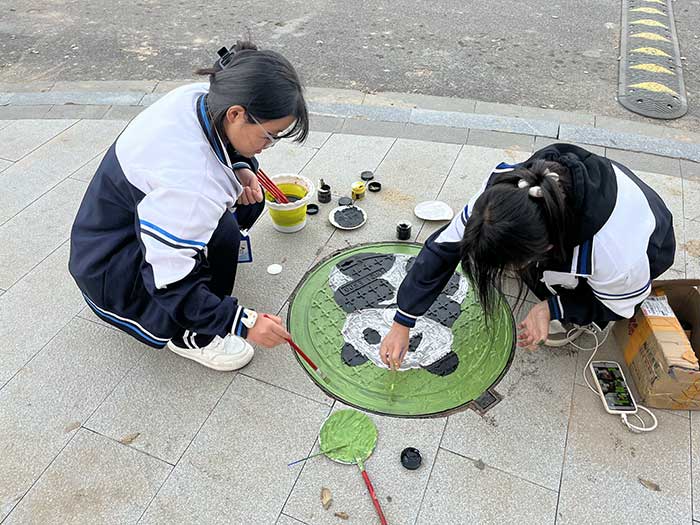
top-left (248, 112), bottom-right (281, 149)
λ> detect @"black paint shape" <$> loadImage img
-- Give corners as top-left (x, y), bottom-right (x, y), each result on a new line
top-left (341, 342), bottom-right (369, 366)
top-left (333, 206), bottom-right (365, 228)
top-left (400, 447), bottom-right (422, 470)
top-left (363, 328), bottom-right (381, 345)
top-left (405, 256), bottom-right (416, 273)
top-left (423, 351), bottom-right (459, 376)
top-left (444, 273), bottom-right (461, 296)
top-left (336, 253), bottom-right (396, 279)
top-left (425, 294), bottom-right (462, 328)
top-left (333, 278), bottom-right (395, 313)
top-left (408, 333), bottom-right (423, 352)
top-left (338, 196), bottom-right (353, 206)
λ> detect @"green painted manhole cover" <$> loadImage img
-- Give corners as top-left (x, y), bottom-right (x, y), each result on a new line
top-left (288, 242), bottom-right (515, 417)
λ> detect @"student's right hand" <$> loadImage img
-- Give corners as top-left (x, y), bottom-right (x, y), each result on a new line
top-left (380, 322), bottom-right (411, 370)
top-left (246, 313), bottom-right (290, 348)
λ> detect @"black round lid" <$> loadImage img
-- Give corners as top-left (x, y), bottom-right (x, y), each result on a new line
top-left (400, 447), bottom-right (422, 470)
top-left (306, 203), bottom-right (319, 215)
top-left (360, 170), bottom-right (375, 181)
top-left (338, 196), bottom-right (353, 206)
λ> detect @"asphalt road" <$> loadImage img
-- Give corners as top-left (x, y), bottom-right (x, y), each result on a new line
top-left (1, 0), bottom-right (698, 129)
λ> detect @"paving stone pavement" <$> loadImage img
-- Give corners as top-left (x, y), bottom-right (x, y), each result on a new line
top-left (0, 91), bottom-right (698, 524)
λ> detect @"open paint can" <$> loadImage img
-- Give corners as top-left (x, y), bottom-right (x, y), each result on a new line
top-left (265, 174), bottom-right (315, 233)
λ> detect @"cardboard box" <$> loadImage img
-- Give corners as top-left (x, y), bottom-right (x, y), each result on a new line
top-left (613, 280), bottom-right (700, 410)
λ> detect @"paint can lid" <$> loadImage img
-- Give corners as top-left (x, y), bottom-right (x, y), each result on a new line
top-left (306, 203), bottom-right (319, 215)
top-left (267, 264), bottom-right (283, 275)
top-left (360, 170), bottom-right (375, 181)
top-left (401, 447), bottom-right (422, 470)
top-left (367, 181), bottom-right (382, 192)
top-left (338, 196), bottom-right (353, 206)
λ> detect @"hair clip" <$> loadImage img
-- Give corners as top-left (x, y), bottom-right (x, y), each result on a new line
top-left (216, 46), bottom-right (235, 70)
top-left (543, 169), bottom-right (560, 182)
top-left (528, 186), bottom-right (544, 198)
top-left (518, 179), bottom-right (530, 189)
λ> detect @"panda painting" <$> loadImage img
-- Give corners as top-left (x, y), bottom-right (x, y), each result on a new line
top-left (328, 252), bottom-right (468, 376)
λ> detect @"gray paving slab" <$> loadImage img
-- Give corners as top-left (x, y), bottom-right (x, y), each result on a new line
top-left (0, 244), bottom-right (87, 386)
top-left (410, 108), bottom-right (559, 137)
top-left (0, 317), bottom-right (145, 521)
top-left (0, 119), bottom-right (126, 224)
top-left (534, 136), bottom-right (606, 156)
top-left (0, 119), bottom-right (75, 162)
top-left (364, 91), bottom-right (477, 113)
top-left (86, 346), bottom-right (234, 465)
top-left (557, 384), bottom-right (692, 524)
top-left (77, 304), bottom-right (117, 331)
top-left (340, 118), bottom-right (407, 138)
top-left (0, 82), bottom-right (55, 93)
top-left (309, 101), bottom-right (411, 123)
top-left (309, 115), bottom-right (344, 133)
top-left (399, 123), bottom-right (468, 144)
top-left (284, 402), bottom-right (446, 525)
top-left (257, 137), bottom-right (322, 175)
top-left (103, 105), bottom-right (145, 121)
top-left (241, 304), bottom-right (334, 407)
top-left (0, 158), bottom-right (11, 173)
top-left (0, 105), bottom-right (53, 119)
top-left (475, 100), bottom-right (595, 126)
top-left (606, 148), bottom-right (682, 178)
top-left (417, 144), bottom-right (531, 241)
top-left (139, 93), bottom-right (164, 106)
top-left (415, 448), bottom-right (558, 525)
top-left (139, 374), bottom-right (330, 525)
top-left (0, 178), bottom-right (86, 289)
top-left (685, 219), bottom-right (700, 280)
top-left (68, 152), bottom-right (105, 183)
top-left (153, 80), bottom-right (197, 93)
top-left (295, 131), bottom-right (331, 150)
top-left (560, 124), bottom-right (700, 163)
top-left (51, 80), bottom-right (157, 93)
top-left (685, 177), bottom-right (700, 222)
top-left (0, 121), bottom-right (12, 131)
top-left (467, 129), bottom-right (535, 152)
top-left (277, 514), bottom-right (309, 525)
top-left (596, 115), bottom-right (700, 144)
top-left (0, 93), bottom-right (11, 105)
top-left (45, 104), bottom-right (111, 119)
top-left (681, 160), bottom-right (700, 181)
top-left (4, 429), bottom-right (171, 524)
top-left (441, 306), bottom-right (577, 491)
top-left (9, 91), bottom-right (145, 106)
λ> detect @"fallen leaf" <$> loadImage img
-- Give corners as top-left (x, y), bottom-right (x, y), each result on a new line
top-left (119, 432), bottom-right (141, 445)
top-left (64, 421), bottom-right (81, 433)
top-left (474, 459), bottom-right (486, 470)
top-left (638, 477), bottom-right (661, 492)
top-left (321, 487), bottom-right (333, 510)
top-left (334, 511), bottom-right (350, 520)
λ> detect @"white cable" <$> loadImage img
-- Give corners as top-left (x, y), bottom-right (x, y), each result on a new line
top-left (569, 324), bottom-right (657, 433)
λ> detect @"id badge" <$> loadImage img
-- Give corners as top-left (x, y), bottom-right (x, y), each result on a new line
top-left (238, 230), bottom-right (253, 263)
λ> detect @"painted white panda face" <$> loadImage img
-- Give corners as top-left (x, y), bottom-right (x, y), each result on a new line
top-left (329, 253), bottom-right (468, 376)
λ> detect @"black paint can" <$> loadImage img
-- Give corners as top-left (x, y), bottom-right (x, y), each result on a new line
top-left (317, 184), bottom-right (331, 203)
top-left (396, 221), bottom-right (412, 240)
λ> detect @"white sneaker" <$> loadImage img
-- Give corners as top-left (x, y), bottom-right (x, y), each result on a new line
top-left (167, 334), bottom-right (254, 371)
top-left (545, 320), bottom-right (584, 347)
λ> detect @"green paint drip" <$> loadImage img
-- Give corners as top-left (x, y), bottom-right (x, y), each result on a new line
top-left (319, 409), bottom-right (378, 464)
top-left (289, 243), bottom-right (515, 417)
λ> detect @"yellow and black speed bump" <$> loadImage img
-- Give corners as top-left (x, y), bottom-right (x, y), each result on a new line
top-left (619, 0), bottom-right (687, 119)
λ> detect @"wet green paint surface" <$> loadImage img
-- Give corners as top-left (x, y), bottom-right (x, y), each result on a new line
top-left (319, 409), bottom-right (378, 464)
top-left (288, 243), bottom-right (515, 417)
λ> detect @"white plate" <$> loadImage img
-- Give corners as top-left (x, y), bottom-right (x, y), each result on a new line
top-left (328, 205), bottom-right (367, 230)
top-left (414, 200), bottom-right (454, 221)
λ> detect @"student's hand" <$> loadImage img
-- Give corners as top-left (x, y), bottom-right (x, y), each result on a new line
top-left (246, 313), bottom-right (290, 348)
top-left (235, 168), bottom-right (264, 206)
top-left (380, 322), bottom-right (410, 370)
top-left (518, 300), bottom-right (551, 350)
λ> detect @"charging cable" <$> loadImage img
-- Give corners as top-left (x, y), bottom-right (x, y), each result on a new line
top-left (569, 325), bottom-right (658, 433)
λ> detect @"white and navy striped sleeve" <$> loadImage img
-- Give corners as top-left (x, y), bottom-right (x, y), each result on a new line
top-left (135, 188), bottom-right (249, 338)
top-left (588, 256), bottom-right (651, 319)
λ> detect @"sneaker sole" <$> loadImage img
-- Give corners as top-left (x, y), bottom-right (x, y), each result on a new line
top-left (545, 328), bottom-right (584, 348)
top-left (167, 342), bottom-right (255, 371)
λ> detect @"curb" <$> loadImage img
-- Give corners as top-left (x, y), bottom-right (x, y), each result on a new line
top-left (1, 82), bottom-right (698, 163)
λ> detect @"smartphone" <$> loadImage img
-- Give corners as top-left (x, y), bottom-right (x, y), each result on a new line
top-left (589, 361), bottom-right (638, 415)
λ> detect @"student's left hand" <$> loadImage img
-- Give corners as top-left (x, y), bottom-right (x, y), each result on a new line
top-left (235, 168), bottom-right (264, 205)
top-left (518, 300), bottom-right (551, 350)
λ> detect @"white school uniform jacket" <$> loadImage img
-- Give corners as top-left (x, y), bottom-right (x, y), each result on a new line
top-left (393, 144), bottom-right (675, 328)
top-left (69, 83), bottom-right (258, 347)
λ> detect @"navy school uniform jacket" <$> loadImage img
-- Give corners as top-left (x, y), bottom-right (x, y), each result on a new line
top-left (393, 144), bottom-right (675, 328)
top-left (69, 83), bottom-right (258, 347)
